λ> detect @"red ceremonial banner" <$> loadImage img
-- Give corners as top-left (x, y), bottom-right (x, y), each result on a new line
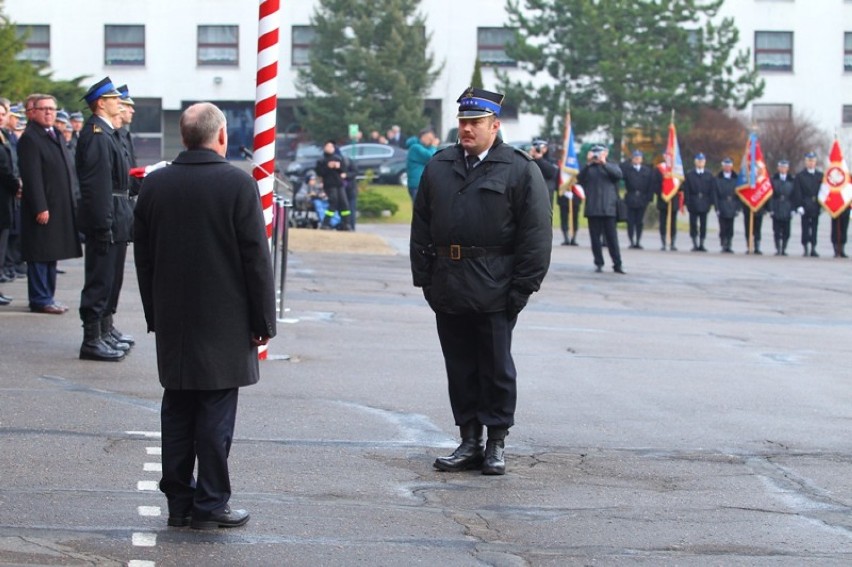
top-left (735, 133), bottom-right (773, 213)
top-left (818, 138), bottom-right (852, 218)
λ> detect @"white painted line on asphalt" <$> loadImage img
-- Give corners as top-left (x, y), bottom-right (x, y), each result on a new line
top-left (146, 446), bottom-right (161, 455)
top-left (128, 561), bottom-right (155, 567)
top-left (131, 532), bottom-right (157, 547)
top-left (138, 506), bottom-right (161, 517)
top-left (126, 431), bottom-right (162, 438)
top-left (143, 462), bottom-right (162, 472)
top-left (137, 480), bottom-right (159, 491)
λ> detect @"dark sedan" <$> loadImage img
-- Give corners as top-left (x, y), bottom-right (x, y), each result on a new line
top-left (338, 143), bottom-right (407, 180)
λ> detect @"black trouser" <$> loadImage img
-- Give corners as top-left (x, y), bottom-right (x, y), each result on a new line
top-left (435, 311), bottom-right (517, 429)
top-left (325, 184), bottom-right (350, 216)
top-left (658, 205), bottom-right (678, 244)
top-left (831, 209), bottom-right (850, 248)
top-left (0, 228), bottom-right (8, 271)
top-left (743, 212), bottom-right (763, 249)
top-left (558, 196), bottom-right (580, 240)
top-left (773, 218), bottom-right (791, 244)
top-left (160, 388), bottom-right (239, 518)
top-left (718, 216), bottom-right (734, 244)
top-left (801, 214), bottom-right (819, 246)
top-left (626, 206), bottom-right (646, 244)
top-left (689, 211), bottom-right (708, 241)
top-left (588, 216), bottom-right (622, 268)
top-left (344, 180), bottom-right (357, 229)
top-left (79, 241), bottom-right (127, 323)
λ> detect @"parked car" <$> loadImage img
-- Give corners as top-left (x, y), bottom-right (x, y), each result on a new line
top-left (338, 143), bottom-right (407, 179)
top-left (283, 142), bottom-right (323, 190)
top-left (376, 157), bottom-right (408, 186)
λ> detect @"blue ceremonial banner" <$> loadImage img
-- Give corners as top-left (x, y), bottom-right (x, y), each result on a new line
top-left (559, 111), bottom-right (583, 198)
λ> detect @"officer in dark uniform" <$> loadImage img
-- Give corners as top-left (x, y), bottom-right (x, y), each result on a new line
top-left (579, 144), bottom-right (624, 273)
top-left (76, 77), bottom-right (134, 361)
top-left (712, 157), bottom-right (740, 253)
top-left (411, 88), bottom-right (551, 476)
top-left (742, 197), bottom-right (766, 255)
top-left (770, 160), bottom-right (795, 256)
top-left (619, 150), bottom-right (654, 249)
top-left (831, 205), bottom-right (850, 258)
top-left (793, 151), bottom-right (822, 257)
top-left (653, 158), bottom-right (680, 251)
top-left (683, 153), bottom-right (714, 251)
top-left (530, 139), bottom-right (558, 208)
top-left (68, 112), bottom-right (84, 157)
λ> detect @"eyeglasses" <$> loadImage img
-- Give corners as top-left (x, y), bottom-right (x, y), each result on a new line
top-left (33, 106), bottom-right (57, 112)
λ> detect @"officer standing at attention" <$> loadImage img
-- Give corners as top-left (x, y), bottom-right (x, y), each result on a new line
top-left (712, 157), bottom-right (740, 253)
top-left (792, 151), bottom-right (822, 257)
top-left (619, 149), bottom-right (654, 249)
top-left (410, 88), bottom-right (551, 476)
top-left (76, 77), bottom-right (134, 361)
top-left (683, 153), bottom-right (714, 251)
top-left (769, 160), bottom-right (795, 256)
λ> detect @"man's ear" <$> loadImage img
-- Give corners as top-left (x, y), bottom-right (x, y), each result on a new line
top-left (218, 126), bottom-right (227, 146)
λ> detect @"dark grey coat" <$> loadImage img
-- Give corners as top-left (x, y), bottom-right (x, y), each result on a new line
top-left (620, 162), bottom-right (654, 208)
top-left (16, 121), bottom-right (82, 262)
top-left (410, 139), bottom-right (552, 315)
top-left (0, 131), bottom-right (18, 230)
top-left (793, 168), bottom-right (823, 217)
top-left (713, 172), bottom-right (741, 219)
top-left (134, 149), bottom-right (277, 391)
top-left (683, 169), bottom-right (715, 213)
top-left (770, 173), bottom-right (796, 221)
top-left (579, 162), bottom-right (622, 217)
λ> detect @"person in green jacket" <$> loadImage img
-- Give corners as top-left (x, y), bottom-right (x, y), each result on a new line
top-left (406, 128), bottom-right (438, 201)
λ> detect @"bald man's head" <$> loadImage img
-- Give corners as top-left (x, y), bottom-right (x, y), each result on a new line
top-left (180, 102), bottom-right (227, 152)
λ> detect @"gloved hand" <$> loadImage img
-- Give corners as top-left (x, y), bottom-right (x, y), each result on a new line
top-left (94, 230), bottom-right (112, 256)
top-left (797, 206), bottom-right (804, 215)
top-left (506, 289), bottom-right (529, 320)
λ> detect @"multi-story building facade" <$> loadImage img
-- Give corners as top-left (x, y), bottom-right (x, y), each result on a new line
top-left (5, 0), bottom-right (852, 164)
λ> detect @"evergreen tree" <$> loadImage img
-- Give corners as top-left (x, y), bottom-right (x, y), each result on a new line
top-left (500, 0), bottom-right (764, 159)
top-left (297, 0), bottom-right (441, 143)
top-left (470, 58), bottom-right (483, 89)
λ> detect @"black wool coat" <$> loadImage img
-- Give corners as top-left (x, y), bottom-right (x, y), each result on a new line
top-left (410, 139), bottom-right (552, 314)
top-left (770, 174), bottom-right (796, 221)
top-left (16, 121), bottom-right (82, 262)
top-left (713, 172), bottom-right (741, 219)
top-left (134, 149), bottom-right (277, 391)
top-left (620, 162), bottom-right (655, 208)
top-left (793, 169), bottom-right (823, 217)
top-left (0, 132), bottom-right (18, 230)
top-left (683, 169), bottom-right (715, 214)
top-left (579, 162), bottom-right (622, 217)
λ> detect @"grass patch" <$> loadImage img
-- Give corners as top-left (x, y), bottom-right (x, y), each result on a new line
top-left (359, 184), bottom-right (412, 224)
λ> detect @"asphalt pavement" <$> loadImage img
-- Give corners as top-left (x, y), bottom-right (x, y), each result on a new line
top-left (1, 218), bottom-right (852, 566)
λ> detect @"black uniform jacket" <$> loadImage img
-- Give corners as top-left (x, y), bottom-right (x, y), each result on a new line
top-left (620, 162), bottom-right (654, 208)
top-left (0, 131), bottom-right (18, 230)
top-left (770, 174), bottom-right (796, 221)
top-left (683, 169), bottom-right (715, 214)
top-left (793, 169), bottom-right (823, 217)
top-left (713, 172), bottom-right (741, 219)
top-left (134, 149), bottom-right (277, 390)
top-left (410, 139), bottom-right (552, 315)
top-left (16, 122), bottom-right (82, 262)
top-left (579, 161), bottom-right (622, 217)
top-left (76, 115), bottom-right (132, 242)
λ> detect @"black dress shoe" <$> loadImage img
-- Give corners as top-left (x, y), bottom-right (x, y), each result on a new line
top-left (168, 515), bottom-right (191, 527)
top-left (613, 266), bottom-right (626, 274)
top-left (0, 295), bottom-right (10, 306)
top-left (594, 265), bottom-right (603, 273)
top-left (30, 303), bottom-right (66, 315)
top-left (191, 506), bottom-right (250, 530)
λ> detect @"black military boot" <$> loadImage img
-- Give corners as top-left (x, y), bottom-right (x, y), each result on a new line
top-left (774, 238), bottom-right (782, 256)
top-left (691, 237), bottom-right (699, 252)
top-left (781, 239), bottom-right (788, 256)
top-left (810, 244), bottom-right (819, 258)
top-left (434, 422), bottom-right (484, 472)
top-left (698, 237), bottom-right (707, 252)
top-left (561, 230), bottom-right (570, 246)
top-left (101, 319), bottom-right (131, 352)
top-left (80, 321), bottom-right (125, 362)
top-left (104, 314), bottom-right (134, 347)
top-left (482, 428), bottom-right (508, 476)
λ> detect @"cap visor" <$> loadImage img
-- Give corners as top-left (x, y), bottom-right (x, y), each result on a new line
top-left (457, 110), bottom-right (494, 120)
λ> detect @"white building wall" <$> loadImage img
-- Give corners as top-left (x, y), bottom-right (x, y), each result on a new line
top-left (4, 0), bottom-right (850, 149)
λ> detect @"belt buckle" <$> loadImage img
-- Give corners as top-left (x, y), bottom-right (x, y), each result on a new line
top-left (449, 244), bottom-right (461, 260)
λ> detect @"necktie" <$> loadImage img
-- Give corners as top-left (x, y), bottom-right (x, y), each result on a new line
top-left (466, 154), bottom-right (479, 171)
top-left (47, 128), bottom-right (57, 141)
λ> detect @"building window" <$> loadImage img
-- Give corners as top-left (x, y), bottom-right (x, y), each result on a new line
top-left (753, 103), bottom-right (792, 123)
top-left (130, 98), bottom-right (164, 163)
top-left (845, 33), bottom-right (852, 72)
top-left (477, 27), bottom-right (516, 67)
top-left (198, 25), bottom-right (239, 66)
top-left (15, 25), bottom-right (50, 64)
top-left (843, 105), bottom-right (852, 125)
top-left (754, 31), bottom-right (793, 72)
top-left (105, 25), bottom-right (145, 66)
top-left (292, 25), bottom-right (315, 67)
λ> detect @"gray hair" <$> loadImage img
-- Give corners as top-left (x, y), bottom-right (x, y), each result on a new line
top-left (180, 102), bottom-right (226, 150)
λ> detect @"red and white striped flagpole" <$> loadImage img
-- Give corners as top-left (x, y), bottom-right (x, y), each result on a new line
top-left (253, 0), bottom-right (279, 360)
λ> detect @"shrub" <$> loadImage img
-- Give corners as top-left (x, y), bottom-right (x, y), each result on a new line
top-left (358, 189), bottom-right (399, 217)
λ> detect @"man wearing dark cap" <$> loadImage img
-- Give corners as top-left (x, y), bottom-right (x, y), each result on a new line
top-left (770, 159), bottom-right (795, 256)
top-left (793, 151), bottom-right (822, 256)
top-left (579, 143), bottom-right (624, 272)
top-left (411, 87), bottom-right (551, 476)
top-left (619, 149), bottom-right (654, 249)
top-left (68, 111), bottom-right (84, 155)
top-left (76, 76), bottom-right (133, 361)
top-left (713, 157), bottom-right (740, 252)
top-left (116, 85), bottom-right (141, 199)
top-left (683, 153), bottom-right (714, 251)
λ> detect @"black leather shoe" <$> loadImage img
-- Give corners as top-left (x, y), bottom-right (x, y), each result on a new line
top-left (0, 294), bottom-right (11, 306)
top-left (434, 423), bottom-right (484, 472)
top-left (30, 303), bottom-right (66, 315)
top-left (594, 265), bottom-right (603, 273)
top-left (190, 506), bottom-right (250, 530)
top-left (482, 429), bottom-right (508, 476)
top-left (167, 515), bottom-right (191, 527)
top-left (613, 266), bottom-right (626, 274)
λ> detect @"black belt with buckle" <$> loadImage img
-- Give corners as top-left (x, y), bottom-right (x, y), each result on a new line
top-left (435, 244), bottom-right (514, 260)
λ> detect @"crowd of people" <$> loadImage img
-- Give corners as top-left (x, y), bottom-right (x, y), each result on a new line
top-left (0, 77), bottom-right (139, 361)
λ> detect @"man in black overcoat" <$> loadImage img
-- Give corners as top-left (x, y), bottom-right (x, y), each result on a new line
top-left (16, 94), bottom-right (82, 313)
top-left (792, 151), bottom-right (822, 257)
top-left (411, 88), bottom-right (551, 476)
top-left (770, 160), bottom-right (795, 256)
top-left (76, 77), bottom-right (133, 361)
top-left (683, 153), bottom-right (715, 251)
top-left (620, 149), bottom-right (654, 249)
top-left (712, 157), bottom-right (740, 253)
top-left (134, 102), bottom-right (276, 530)
top-left (579, 144), bottom-right (624, 273)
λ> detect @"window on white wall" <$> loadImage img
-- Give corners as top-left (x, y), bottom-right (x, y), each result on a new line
top-left (477, 27), bottom-right (516, 67)
top-left (843, 105), bottom-right (852, 125)
top-left (292, 26), bottom-right (315, 67)
top-left (15, 25), bottom-right (50, 64)
top-left (753, 103), bottom-right (792, 123)
top-left (105, 25), bottom-right (145, 66)
top-left (845, 33), bottom-right (852, 72)
top-left (755, 31), bottom-right (793, 72)
top-left (198, 25), bottom-right (239, 66)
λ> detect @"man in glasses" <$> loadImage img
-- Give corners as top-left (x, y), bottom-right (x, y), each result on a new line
top-left (16, 94), bottom-right (82, 314)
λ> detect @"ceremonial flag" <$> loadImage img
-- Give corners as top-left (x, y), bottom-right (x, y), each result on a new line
top-left (558, 111), bottom-right (584, 199)
top-left (656, 120), bottom-right (683, 203)
top-left (735, 132), bottom-right (773, 212)
top-left (818, 138), bottom-right (852, 218)
top-left (129, 160), bottom-right (170, 178)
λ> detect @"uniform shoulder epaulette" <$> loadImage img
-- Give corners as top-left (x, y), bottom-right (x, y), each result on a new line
top-left (93, 124), bottom-right (103, 134)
